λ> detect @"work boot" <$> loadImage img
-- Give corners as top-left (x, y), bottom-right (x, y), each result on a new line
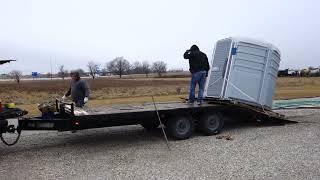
top-left (187, 100), bottom-right (194, 105)
top-left (197, 101), bottom-right (203, 105)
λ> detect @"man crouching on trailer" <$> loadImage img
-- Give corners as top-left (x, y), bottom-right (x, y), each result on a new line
top-left (62, 71), bottom-right (90, 107)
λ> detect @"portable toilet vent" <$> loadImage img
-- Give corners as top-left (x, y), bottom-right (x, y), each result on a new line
top-left (204, 37), bottom-right (281, 109)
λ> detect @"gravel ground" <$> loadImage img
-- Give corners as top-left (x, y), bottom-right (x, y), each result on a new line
top-left (0, 109), bottom-right (319, 180)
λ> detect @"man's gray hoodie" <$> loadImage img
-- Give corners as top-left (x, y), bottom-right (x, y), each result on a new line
top-left (65, 79), bottom-right (90, 102)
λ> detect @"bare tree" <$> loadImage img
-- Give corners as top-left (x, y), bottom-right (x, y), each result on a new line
top-left (58, 65), bottom-right (68, 80)
top-left (74, 68), bottom-right (86, 76)
top-left (100, 68), bottom-right (109, 76)
top-left (106, 57), bottom-right (131, 78)
top-left (45, 73), bottom-right (52, 78)
top-left (87, 61), bottom-right (100, 79)
top-left (132, 61), bottom-right (143, 74)
top-left (152, 61), bottom-right (167, 77)
top-left (142, 61), bottom-right (151, 77)
top-left (9, 70), bottom-right (22, 84)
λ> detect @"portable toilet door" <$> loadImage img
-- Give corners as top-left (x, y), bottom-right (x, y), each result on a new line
top-left (224, 40), bottom-right (272, 106)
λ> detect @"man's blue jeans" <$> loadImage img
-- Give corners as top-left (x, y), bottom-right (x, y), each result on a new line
top-left (189, 71), bottom-right (207, 103)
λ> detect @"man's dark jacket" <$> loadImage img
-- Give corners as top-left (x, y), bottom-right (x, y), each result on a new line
top-left (183, 45), bottom-right (210, 74)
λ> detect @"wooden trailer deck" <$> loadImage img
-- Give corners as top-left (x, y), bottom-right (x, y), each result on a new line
top-left (74, 102), bottom-right (216, 116)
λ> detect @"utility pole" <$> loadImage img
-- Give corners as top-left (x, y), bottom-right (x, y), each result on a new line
top-left (50, 57), bottom-right (53, 80)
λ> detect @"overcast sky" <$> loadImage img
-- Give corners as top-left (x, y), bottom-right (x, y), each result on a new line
top-left (0, 0), bottom-right (319, 74)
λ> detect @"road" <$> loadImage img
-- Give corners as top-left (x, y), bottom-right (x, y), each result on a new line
top-left (0, 109), bottom-right (319, 180)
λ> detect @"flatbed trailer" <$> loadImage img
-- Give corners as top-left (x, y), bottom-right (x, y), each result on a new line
top-left (1, 99), bottom-right (286, 146)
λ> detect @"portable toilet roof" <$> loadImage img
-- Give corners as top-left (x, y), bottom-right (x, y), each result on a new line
top-left (231, 37), bottom-right (281, 55)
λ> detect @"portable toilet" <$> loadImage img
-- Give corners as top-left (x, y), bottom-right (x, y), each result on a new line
top-left (204, 37), bottom-right (281, 109)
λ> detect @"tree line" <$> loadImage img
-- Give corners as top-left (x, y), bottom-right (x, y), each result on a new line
top-left (84, 57), bottom-right (167, 79)
top-left (6, 58), bottom-right (168, 84)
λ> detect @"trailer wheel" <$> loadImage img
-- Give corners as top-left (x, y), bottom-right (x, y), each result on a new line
top-left (167, 116), bottom-right (194, 140)
top-left (199, 112), bottom-right (224, 135)
top-left (141, 120), bottom-right (160, 131)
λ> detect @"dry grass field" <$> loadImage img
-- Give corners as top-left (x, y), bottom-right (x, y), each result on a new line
top-left (0, 77), bottom-right (190, 115)
top-left (274, 77), bottom-right (320, 99)
top-left (0, 76), bottom-right (320, 116)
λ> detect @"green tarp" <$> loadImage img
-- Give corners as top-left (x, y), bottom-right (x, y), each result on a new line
top-left (273, 97), bottom-right (320, 109)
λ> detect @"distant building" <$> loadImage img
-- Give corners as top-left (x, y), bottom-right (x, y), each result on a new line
top-left (309, 68), bottom-right (320, 76)
top-left (310, 68), bottom-right (320, 74)
top-left (278, 69), bottom-right (300, 77)
top-left (300, 69), bottom-right (310, 77)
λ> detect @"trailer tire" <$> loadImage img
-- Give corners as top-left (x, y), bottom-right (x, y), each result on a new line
top-left (141, 120), bottom-right (160, 131)
top-left (199, 112), bottom-right (224, 135)
top-left (167, 116), bottom-right (194, 140)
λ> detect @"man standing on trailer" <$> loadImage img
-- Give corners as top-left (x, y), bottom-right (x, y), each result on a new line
top-left (183, 45), bottom-right (210, 104)
top-left (62, 71), bottom-right (90, 107)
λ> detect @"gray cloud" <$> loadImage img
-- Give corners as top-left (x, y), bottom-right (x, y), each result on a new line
top-left (1, 0), bottom-right (319, 74)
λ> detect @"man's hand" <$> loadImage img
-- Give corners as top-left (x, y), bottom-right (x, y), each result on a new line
top-left (183, 50), bottom-right (192, 59)
top-left (61, 95), bottom-right (66, 101)
top-left (84, 97), bottom-right (89, 103)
